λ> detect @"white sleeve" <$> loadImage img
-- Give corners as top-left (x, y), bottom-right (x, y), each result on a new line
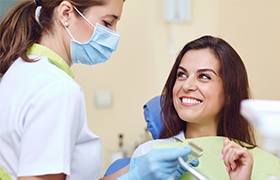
top-left (17, 79), bottom-right (84, 177)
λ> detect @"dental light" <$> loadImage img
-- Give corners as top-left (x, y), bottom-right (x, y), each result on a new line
top-left (240, 99), bottom-right (280, 157)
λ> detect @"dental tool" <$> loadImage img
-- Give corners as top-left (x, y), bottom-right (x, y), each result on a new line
top-left (178, 156), bottom-right (209, 180)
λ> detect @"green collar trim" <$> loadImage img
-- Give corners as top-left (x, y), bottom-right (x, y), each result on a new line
top-left (0, 167), bottom-right (12, 180)
top-left (27, 43), bottom-right (74, 78)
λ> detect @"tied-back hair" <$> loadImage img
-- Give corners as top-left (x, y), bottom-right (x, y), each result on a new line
top-left (0, 0), bottom-right (107, 78)
top-left (159, 35), bottom-right (256, 147)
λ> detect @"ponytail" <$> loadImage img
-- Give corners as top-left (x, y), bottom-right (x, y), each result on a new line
top-left (0, 0), bottom-right (41, 77)
top-left (0, 0), bottom-right (115, 78)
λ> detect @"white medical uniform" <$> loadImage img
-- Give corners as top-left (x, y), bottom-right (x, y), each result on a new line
top-left (0, 44), bottom-right (102, 180)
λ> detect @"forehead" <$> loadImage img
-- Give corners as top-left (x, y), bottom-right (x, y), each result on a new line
top-left (179, 49), bottom-right (220, 71)
top-left (86, 0), bottom-right (124, 19)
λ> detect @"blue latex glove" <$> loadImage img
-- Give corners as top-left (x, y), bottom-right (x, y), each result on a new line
top-left (117, 147), bottom-right (192, 180)
top-left (174, 159), bottom-right (199, 179)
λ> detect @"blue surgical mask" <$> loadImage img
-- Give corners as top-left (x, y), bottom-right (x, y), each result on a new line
top-left (65, 6), bottom-right (120, 65)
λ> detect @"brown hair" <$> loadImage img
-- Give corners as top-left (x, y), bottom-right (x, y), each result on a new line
top-left (159, 35), bottom-right (256, 146)
top-left (0, 0), bottom-right (108, 77)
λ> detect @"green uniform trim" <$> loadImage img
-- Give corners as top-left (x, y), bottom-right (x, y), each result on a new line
top-left (27, 43), bottom-right (74, 78)
top-left (0, 167), bottom-right (11, 180)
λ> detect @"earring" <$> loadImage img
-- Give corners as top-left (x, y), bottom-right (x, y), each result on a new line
top-left (64, 22), bottom-right (69, 27)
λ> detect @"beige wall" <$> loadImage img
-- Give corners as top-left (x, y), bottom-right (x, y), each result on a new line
top-left (72, 0), bottom-right (280, 176)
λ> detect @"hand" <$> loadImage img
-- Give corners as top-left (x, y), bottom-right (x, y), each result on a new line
top-left (117, 147), bottom-right (193, 180)
top-left (221, 138), bottom-right (253, 180)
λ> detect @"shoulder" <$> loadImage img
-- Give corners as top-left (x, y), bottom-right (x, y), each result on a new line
top-left (2, 56), bottom-right (83, 108)
top-left (17, 56), bottom-right (80, 94)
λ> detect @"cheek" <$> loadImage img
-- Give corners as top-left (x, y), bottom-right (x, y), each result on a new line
top-left (200, 83), bottom-right (224, 106)
top-left (70, 21), bottom-right (94, 43)
top-left (172, 83), bottom-right (183, 111)
top-left (172, 81), bottom-right (182, 95)
top-left (211, 86), bottom-right (225, 110)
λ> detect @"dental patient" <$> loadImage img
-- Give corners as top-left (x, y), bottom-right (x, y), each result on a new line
top-left (132, 35), bottom-right (280, 179)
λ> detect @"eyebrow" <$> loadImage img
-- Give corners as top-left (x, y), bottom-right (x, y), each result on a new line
top-left (106, 14), bottom-right (120, 20)
top-left (197, 68), bottom-right (218, 75)
top-left (178, 66), bottom-right (218, 76)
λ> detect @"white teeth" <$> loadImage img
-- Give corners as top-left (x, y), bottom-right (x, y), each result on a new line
top-left (182, 98), bottom-right (201, 104)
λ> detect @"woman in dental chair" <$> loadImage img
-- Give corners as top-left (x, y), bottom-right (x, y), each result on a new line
top-left (131, 35), bottom-right (280, 180)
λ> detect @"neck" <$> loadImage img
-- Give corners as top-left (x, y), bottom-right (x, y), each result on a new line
top-left (39, 27), bottom-right (72, 66)
top-left (185, 121), bottom-right (218, 139)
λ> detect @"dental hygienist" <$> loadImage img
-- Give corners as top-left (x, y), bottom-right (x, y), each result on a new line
top-left (0, 0), bottom-right (195, 180)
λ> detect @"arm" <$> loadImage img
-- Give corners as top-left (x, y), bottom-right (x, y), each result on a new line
top-left (221, 138), bottom-right (253, 180)
top-left (18, 174), bottom-right (66, 180)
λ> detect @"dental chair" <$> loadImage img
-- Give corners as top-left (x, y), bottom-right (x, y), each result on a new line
top-left (104, 96), bottom-right (280, 179)
top-left (104, 95), bottom-right (162, 177)
top-left (142, 95), bottom-right (163, 139)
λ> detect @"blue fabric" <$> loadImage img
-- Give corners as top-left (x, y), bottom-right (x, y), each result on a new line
top-left (104, 157), bottom-right (131, 176)
top-left (104, 95), bottom-right (163, 177)
top-left (143, 95), bottom-right (163, 139)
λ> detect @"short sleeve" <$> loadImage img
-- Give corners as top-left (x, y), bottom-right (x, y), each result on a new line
top-left (17, 78), bottom-right (84, 177)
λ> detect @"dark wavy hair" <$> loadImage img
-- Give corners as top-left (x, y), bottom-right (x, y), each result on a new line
top-left (159, 35), bottom-right (256, 146)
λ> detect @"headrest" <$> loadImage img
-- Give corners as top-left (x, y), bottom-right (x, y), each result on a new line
top-left (143, 95), bottom-right (163, 139)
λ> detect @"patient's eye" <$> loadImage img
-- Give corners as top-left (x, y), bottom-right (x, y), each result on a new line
top-left (177, 71), bottom-right (187, 79)
top-left (199, 73), bottom-right (211, 80)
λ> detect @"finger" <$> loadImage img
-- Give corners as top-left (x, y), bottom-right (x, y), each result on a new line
top-left (222, 139), bottom-right (242, 157)
top-left (224, 147), bottom-right (250, 171)
top-left (151, 147), bottom-right (193, 171)
top-left (222, 146), bottom-right (235, 171)
top-left (232, 147), bottom-right (253, 165)
top-left (190, 159), bottom-right (199, 167)
top-left (227, 148), bottom-right (240, 171)
top-left (159, 147), bottom-right (192, 162)
top-left (223, 137), bottom-right (230, 145)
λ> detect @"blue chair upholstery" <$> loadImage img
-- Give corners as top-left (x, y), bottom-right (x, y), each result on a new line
top-left (104, 95), bottom-right (163, 177)
top-left (143, 95), bottom-right (163, 139)
top-left (104, 157), bottom-right (131, 177)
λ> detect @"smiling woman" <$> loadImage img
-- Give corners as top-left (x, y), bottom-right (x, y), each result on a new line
top-left (160, 35), bottom-right (254, 143)
top-left (130, 35), bottom-right (280, 179)
top-left (172, 48), bottom-right (225, 135)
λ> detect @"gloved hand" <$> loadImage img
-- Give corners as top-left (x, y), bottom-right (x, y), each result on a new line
top-left (117, 147), bottom-right (193, 180)
top-left (174, 159), bottom-right (199, 180)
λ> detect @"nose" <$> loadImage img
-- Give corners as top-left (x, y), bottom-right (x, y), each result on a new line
top-left (182, 76), bottom-right (197, 92)
top-left (112, 25), bottom-right (117, 32)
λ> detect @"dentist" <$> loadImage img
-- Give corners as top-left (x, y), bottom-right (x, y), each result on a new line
top-left (0, 0), bottom-right (194, 180)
